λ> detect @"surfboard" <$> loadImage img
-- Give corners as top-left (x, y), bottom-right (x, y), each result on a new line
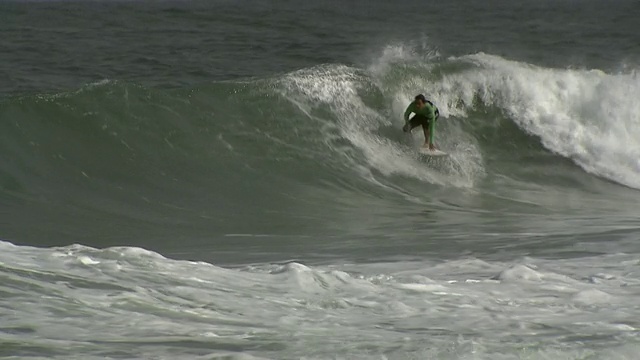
top-left (419, 148), bottom-right (448, 157)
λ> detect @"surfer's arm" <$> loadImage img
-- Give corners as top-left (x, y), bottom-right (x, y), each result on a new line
top-left (403, 104), bottom-right (414, 123)
top-left (427, 104), bottom-right (436, 145)
top-left (428, 116), bottom-right (436, 145)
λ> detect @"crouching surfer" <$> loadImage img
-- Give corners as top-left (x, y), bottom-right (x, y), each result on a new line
top-left (402, 94), bottom-right (440, 150)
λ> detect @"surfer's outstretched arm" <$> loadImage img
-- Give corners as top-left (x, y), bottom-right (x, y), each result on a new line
top-left (428, 115), bottom-right (436, 148)
top-left (402, 103), bottom-right (414, 132)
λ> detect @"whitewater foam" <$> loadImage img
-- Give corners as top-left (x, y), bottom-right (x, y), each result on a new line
top-left (2, 241), bottom-right (640, 358)
top-left (434, 53), bottom-right (640, 189)
top-left (279, 64), bottom-right (484, 189)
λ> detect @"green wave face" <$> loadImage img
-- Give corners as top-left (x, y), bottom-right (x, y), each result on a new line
top-left (1, 54), bottom-right (639, 253)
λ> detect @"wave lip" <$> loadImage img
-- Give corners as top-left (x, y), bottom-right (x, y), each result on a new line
top-left (433, 53), bottom-right (640, 189)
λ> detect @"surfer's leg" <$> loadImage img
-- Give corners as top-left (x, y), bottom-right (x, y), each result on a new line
top-left (409, 115), bottom-right (428, 131)
top-left (408, 116), bottom-right (422, 131)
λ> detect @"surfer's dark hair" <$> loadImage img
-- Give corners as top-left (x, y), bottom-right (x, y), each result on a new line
top-left (415, 94), bottom-right (427, 102)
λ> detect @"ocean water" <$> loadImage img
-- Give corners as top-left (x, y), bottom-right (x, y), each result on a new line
top-left (1, 0), bottom-right (640, 359)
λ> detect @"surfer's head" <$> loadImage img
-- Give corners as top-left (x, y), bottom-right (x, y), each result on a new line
top-left (414, 94), bottom-right (427, 108)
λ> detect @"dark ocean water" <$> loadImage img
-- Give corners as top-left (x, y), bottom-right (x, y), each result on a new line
top-left (1, 0), bottom-right (640, 359)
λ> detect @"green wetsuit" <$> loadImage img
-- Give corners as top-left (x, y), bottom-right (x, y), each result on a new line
top-left (404, 101), bottom-right (438, 144)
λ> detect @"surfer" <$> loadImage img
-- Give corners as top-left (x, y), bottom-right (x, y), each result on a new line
top-left (402, 94), bottom-right (440, 150)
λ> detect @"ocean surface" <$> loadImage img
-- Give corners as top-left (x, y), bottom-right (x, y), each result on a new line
top-left (2, 0), bottom-right (640, 359)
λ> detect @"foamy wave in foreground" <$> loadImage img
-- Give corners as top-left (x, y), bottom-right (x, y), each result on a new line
top-left (1, 240), bottom-right (639, 359)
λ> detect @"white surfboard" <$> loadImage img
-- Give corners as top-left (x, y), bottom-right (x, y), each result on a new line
top-left (419, 148), bottom-right (448, 157)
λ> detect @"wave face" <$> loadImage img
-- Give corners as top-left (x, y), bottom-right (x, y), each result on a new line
top-left (2, 50), bottom-right (640, 253)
